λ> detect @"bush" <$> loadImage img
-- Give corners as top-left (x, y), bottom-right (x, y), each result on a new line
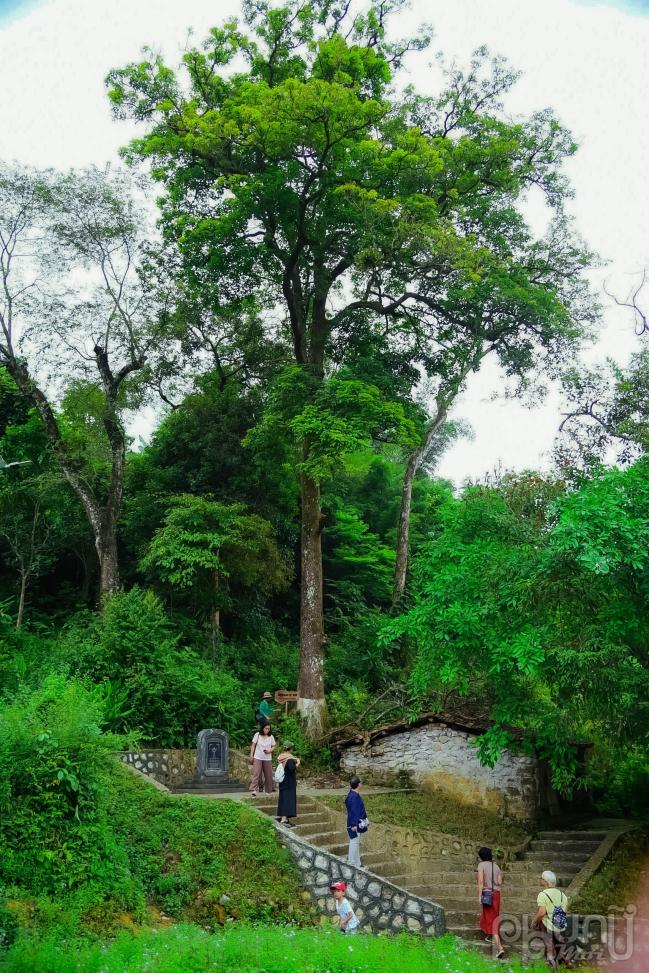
top-left (59, 589), bottom-right (252, 746)
top-left (0, 676), bottom-right (137, 904)
top-left (590, 744), bottom-right (649, 818)
top-left (0, 894), bottom-right (19, 950)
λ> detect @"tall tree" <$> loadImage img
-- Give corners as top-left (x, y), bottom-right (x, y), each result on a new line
top-left (0, 164), bottom-right (161, 599)
top-left (107, 0), bottom-right (594, 729)
top-left (140, 494), bottom-right (290, 652)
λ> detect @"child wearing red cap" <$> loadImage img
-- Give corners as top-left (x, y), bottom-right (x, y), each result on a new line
top-left (330, 881), bottom-right (359, 935)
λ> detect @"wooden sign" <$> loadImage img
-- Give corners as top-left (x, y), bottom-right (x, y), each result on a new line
top-left (275, 690), bottom-right (298, 703)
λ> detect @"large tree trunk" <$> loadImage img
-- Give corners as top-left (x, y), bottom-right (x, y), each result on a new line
top-left (210, 568), bottom-right (220, 659)
top-left (16, 568), bottom-right (28, 629)
top-left (296, 465), bottom-right (326, 735)
top-left (392, 407), bottom-right (447, 609)
top-left (97, 526), bottom-right (120, 600)
top-left (7, 358), bottom-right (122, 603)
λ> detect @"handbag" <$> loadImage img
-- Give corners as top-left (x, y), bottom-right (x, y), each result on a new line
top-left (273, 761), bottom-right (285, 783)
top-left (249, 733), bottom-right (259, 765)
top-left (357, 816), bottom-right (369, 833)
top-left (480, 861), bottom-right (495, 907)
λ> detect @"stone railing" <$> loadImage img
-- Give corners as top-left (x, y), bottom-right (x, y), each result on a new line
top-left (278, 823), bottom-right (445, 936)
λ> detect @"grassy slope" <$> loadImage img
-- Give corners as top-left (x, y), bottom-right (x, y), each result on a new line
top-left (320, 790), bottom-right (528, 848)
top-left (0, 924), bottom-right (557, 973)
top-left (572, 828), bottom-right (649, 915)
top-left (2, 767), bottom-right (315, 941)
top-left (104, 767), bottom-right (317, 928)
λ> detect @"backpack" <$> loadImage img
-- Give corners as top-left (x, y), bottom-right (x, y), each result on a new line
top-left (273, 762), bottom-right (285, 784)
top-left (544, 891), bottom-right (568, 932)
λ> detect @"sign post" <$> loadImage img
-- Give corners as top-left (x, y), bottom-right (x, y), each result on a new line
top-left (274, 690), bottom-right (298, 716)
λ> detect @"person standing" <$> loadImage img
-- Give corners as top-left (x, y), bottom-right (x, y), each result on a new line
top-left (532, 870), bottom-right (569, 969)
top-left (345, 776), bottom-right (366, 868)
top-left (330, 881), bottom-right (359, 935)
top-left (477, 846), bottom-right (505, 960)
top-left (276, 741), bottom-right (300, 826)
top-left (249, 721), bottom-right (276, 797)
top-left (256, 691), bottom-right (273, 725)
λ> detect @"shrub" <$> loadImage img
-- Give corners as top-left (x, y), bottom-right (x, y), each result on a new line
top-left (59, 589), bottom-right (252, 746)
top-left (0, 676), bottom-right (136, 904)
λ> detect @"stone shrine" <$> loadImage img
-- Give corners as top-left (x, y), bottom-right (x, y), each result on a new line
top-left (173, 728), bottom-right (245, 794)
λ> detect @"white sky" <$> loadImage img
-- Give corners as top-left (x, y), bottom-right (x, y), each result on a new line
top-left (1, 0), bottom-right (648, 485)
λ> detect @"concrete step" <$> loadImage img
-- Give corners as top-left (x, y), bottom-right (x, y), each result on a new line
top-left (529, 838), bottom-right (601, 854)
top-left (521, 851), bottom-right (589, 865)
top-left (537, 830), bottom-right (606, 840)
top-left (409, 882), bottom-right (545, 900)
top-left (508, 859), bottom-right (581, 874)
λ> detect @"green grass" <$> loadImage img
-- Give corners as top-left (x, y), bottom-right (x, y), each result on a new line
top-left (106, 767), bottom-right (315, 928)
top-left (319, 790), bottom-right (528, 849)
top-left (572, 828), bottom-right (649, 916)
top-left (1, 766), bottom-right (315, 941)
top-left (0, 924), bottom-right (555, 972)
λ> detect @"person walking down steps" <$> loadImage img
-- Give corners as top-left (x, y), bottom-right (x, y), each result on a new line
top-left (345, 776), bottom-right (367, 868)
top-left (276, 741), bottom-right (300, 826)
top-left (249, 721), bottom-right (276, 797)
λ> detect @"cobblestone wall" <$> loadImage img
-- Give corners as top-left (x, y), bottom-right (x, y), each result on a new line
top-left (340, 723), bottom-right (539, 821)
top-left (118, 749), bottom-right (195, 788)
top-left (279, 825), bottom-right (445, 936)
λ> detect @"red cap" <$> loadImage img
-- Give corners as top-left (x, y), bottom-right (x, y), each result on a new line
top-left (330, 881), bottom-right (347, 892)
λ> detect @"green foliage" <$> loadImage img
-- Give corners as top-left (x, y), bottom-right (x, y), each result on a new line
top-left (60, 589), bottom-right (252, 746)
top-left (571, 828), bottom-right (649, 916)
top-left (141, 494), bottom-right (290, 622)
top-left (106, 769), bottom-right (315, 928)
top-left (0, 923), bottom-right (554, 972)
top-left (0, 676), bottom-right (133, 900)
top-left (385, 464), bottom-right (649, 793)
top-left (246, 367), bottom-right (418, 486)
top-left (0, 679), bottom-right (314, 944)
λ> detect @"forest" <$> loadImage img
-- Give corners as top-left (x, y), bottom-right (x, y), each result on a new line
top-left (0, 0), bottom-right (648, 965)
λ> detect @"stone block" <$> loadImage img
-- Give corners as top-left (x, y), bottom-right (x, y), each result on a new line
top-left (392, 914), bottom-right (404, 930)
top-left (406, 900), bottom-right (422, 916)
top-left (367, 881), bottom-right (381, 897)
top-left (406, 917), bottom-right (421, 932)
top-left (314, 855), bottom-right (328, 871)
top-left (392, 893), bottom-right (405, 909)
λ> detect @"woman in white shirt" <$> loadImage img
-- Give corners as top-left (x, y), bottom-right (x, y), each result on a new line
top-left (249, 721), bottom-right (276, 796)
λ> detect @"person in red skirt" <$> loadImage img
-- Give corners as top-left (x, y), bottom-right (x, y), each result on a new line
top-left (478, 846), bottom-right (505, 959)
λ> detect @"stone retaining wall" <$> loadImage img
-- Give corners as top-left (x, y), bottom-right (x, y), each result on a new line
top-left (310, 797), bottom-right (516, 879)
top-left (118, 747), bottom-right (251, 790)
top-left (340, 723), bottom-right (539, 821)
top-left (278, 824), bottom-right (445, 936)
top-left (118, 749), bottom-right (196, 788)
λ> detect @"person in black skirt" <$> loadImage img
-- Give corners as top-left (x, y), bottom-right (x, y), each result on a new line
top-left (276, 741), bottom-right (300, 826)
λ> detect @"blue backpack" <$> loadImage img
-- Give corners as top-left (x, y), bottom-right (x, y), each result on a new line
top-left (544, 891), bottom-right (568, 932)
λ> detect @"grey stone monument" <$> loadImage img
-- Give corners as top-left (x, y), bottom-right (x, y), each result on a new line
top-left (197, 728), bottom-right (229, 778)
top-left (172, 728), bottom-right (245, 794)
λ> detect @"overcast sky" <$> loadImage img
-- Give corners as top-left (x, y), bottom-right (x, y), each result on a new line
top-left (1, 0), bottom-right (648, 485)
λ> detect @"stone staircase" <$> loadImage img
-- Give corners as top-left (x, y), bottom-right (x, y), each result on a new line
top-left (253, 793), bottom-right (607, 957)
